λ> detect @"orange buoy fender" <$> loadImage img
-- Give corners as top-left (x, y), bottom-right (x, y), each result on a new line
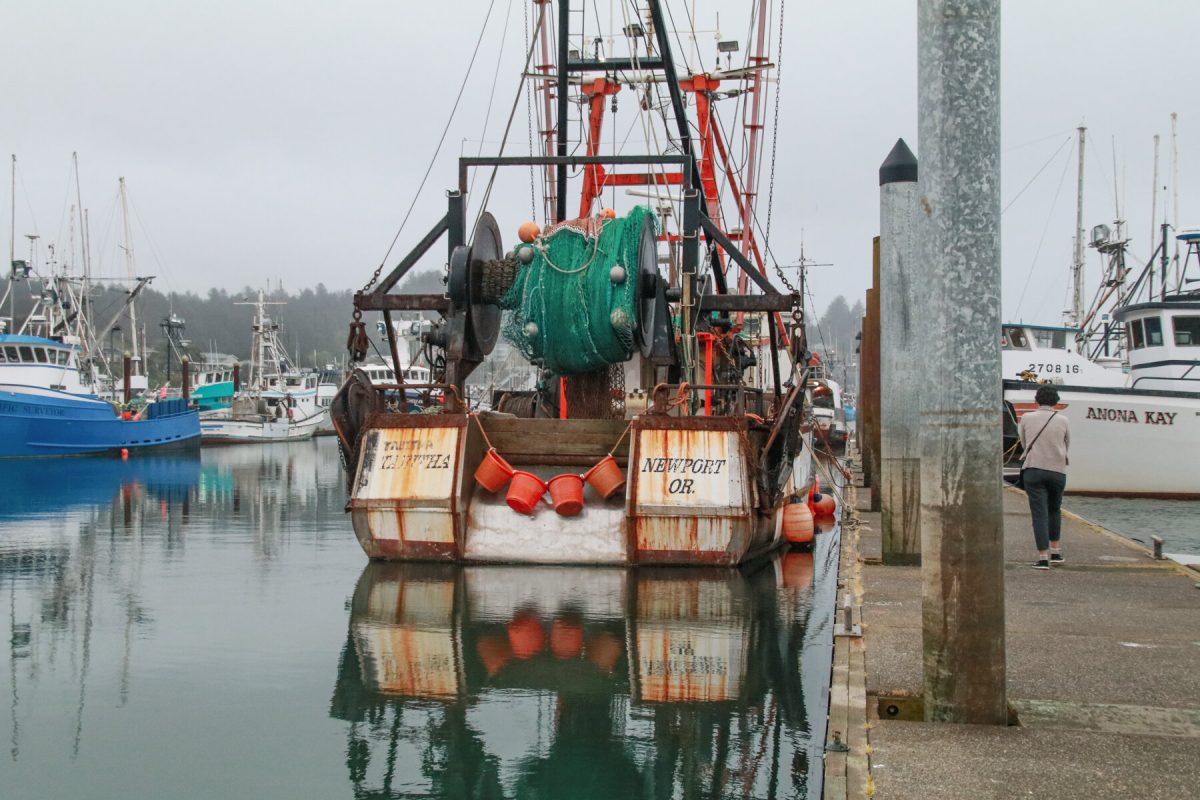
top-left (813, 492), bottom-right (836, 516)
top-left (782, 501), bottom-right (815, 545)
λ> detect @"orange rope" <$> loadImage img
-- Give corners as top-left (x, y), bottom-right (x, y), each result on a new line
top-left (470, 412), bottom-right (496, 451)
top-left (609, 421), bottom-right (633, 456)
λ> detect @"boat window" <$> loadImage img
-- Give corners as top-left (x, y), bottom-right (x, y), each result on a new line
top-left (18, 346), bottom-right (34, 362)
top-left (57, 350), bottom-right (69, 365)
top-left (1173, 316), bottom-right (1200, 346)
top-left (33, 348), bottom-right (48, 363)
top-left (4, 346), bottom-right (17, 361)
top-left (1002, 327), bottom-right (1029, 350)
top-left (1128, 319), bottom-right (1145, 349)
top-left (0, 348), bottom-right (6, 362)
top-left (1033, 329), bottom-right (1068, 349)
top-left (1144, 317), bottom-right (1164, 347)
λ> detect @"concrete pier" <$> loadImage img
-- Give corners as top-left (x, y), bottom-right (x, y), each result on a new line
top-left (822, 452), bottom-right (1200, 798)
top-left (916, 0), bottom-right (1005, 724)
top-left (878, 139), bottom-right (921, 566)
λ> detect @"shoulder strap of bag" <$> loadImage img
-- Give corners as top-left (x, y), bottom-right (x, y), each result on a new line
top-left (1024, 410), bottom-right (1059, 454)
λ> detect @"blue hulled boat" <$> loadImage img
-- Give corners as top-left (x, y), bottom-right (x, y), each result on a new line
top-left (0, 334), bottom-right (200, 458)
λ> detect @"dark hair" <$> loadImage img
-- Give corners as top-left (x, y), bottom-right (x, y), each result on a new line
top-left (1034, 385), bottom-right (1059, 406)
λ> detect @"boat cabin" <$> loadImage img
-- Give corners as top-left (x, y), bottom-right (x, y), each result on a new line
top-left (0, 334), bottom-right (87, 393)
top-left (999, 323), bottom-right (1125, 387)
top-left (1114, 300), bottom-right (1200, 390)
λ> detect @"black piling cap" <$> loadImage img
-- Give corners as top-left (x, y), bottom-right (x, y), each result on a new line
top-left (879, 138), bottom-right (918, 185)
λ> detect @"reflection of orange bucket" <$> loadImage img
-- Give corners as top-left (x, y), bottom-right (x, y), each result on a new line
top-left (477, 633), bottom-right (512, 676)
top-left (550, 619), bottom-right (584, 659)
top-left (506, 471), bottom-right (547, 514)
top-left (507, 613), bottom-right (545, 659)
top-left (583, 455), bottom-right (625, 499)
top-left (586, 631), bottom-right (623, 673)
top-left (475, 448), bottom-right (514, 492)
top-left (547, 474), bottom-right (584, 516)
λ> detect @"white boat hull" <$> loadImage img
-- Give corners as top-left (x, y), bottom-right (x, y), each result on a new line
top-left (1005, 381), bottom-right (1200, 497)
top-left (200, 409), bottom-right (327, 444)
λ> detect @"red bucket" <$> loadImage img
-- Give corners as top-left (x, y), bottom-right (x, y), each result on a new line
top-left (583, 455), bottom-right (625, 500)
top-left (547, 474), bottom-right (585, 517)
top-left (474, 448), bottom-right (514, 492)
top-left (506, 471), bottom-right (547, 515)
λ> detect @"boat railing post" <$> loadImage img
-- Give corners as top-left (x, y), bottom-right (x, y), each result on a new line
top-left (182, 356), bottom-right (190, 404)
top-left (123, 351), bottom-right (132, 405)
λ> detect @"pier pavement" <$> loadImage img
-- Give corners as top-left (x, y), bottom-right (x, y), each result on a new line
top-left (825, 468), bottom-right (1200, 799)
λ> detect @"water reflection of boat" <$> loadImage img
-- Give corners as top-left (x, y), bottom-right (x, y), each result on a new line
top-left (330, 543), bottom-right (837, 799)
top-left (0, 453), bottom-right (201, 517)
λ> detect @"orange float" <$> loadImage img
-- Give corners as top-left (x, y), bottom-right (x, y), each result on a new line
top-left (518, 221), bottom-right (541, 242)
top-left (782, 501), bottom-right (814, 545)
top-left (600, 207), bottom-right (617, 219)
top-left (813, 492), bottom-right (836, 516)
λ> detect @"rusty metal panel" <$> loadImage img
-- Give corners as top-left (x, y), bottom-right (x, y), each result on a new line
top-left (631, 428), bottom-right (746, 511)
top-left (355, 426), bottom-right (461, 501)
top-left (634, 623), bottom-right (747, 702)
top-left (634, 516), bottom-right (732, 553)
top-left (353, 568), bottom-right (461, 698)
top-left (633, 575), bottom-right (748, 702)
top-left (353, 623), bottom-right (461, 698)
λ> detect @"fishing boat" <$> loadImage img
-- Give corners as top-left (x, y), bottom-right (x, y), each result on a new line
top-left (1003, 225), bottom-right (1200, 497)
top-left (0, 163), bottom-right (199, 458)
top-left (332, 0), bottom-right (816, 565)
top-left (200, 289), bottom-right (327, 444)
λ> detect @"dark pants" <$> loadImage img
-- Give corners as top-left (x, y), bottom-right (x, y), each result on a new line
top-left (1024, 467), bottom-right (1066, 551)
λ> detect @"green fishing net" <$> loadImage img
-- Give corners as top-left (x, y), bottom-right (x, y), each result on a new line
top-left (499, 206), bottom-right (654, 375)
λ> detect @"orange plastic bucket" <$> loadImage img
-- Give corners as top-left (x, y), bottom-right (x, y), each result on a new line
top-left (506, 471), bottom-right (547, 515)
top-left (583, 455), bottom-right (625, 499)
top-left (547, 473), bottom-right (585, 516)
top-left (475, 448), bottom-right (514, 492)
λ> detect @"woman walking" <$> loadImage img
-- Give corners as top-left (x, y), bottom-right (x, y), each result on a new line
top-left (1019, 385), bottom-right (1070, 570)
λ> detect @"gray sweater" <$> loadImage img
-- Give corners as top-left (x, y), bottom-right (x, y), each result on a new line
top-left (1019, 406), bottom-right (1070, 474)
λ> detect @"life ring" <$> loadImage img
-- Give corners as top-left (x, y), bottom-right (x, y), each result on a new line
top-left (286, 406), bottom-right (294, 420)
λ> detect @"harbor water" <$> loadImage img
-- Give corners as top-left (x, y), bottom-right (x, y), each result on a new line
top-left (0, 438), bottom-right (838, 799)
top-left (1062, 496), bottom-right (1200, 557)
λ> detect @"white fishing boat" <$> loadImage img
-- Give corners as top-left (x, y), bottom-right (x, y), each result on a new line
top-left (200, 290), bottom-right (327, 444)
top-left (1003, 228), bottom-right (1200, 497)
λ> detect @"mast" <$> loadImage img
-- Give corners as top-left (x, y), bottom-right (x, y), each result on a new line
top-left (1070, 126), bottom-right (1086, 328)
top-left (8, 155), bottom-right (14, 330)
top-left (1170, 111), bottom-right (1180, 292)
top-left (118, 177), bottom-right (140, 375)
top-left (1150, 133), bottom-right (1159, 268)
top-left (737, 0), bottom-right (770, 293)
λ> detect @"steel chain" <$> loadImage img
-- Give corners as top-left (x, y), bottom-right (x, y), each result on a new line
top-left (764, 0), bottom-right (792, 296)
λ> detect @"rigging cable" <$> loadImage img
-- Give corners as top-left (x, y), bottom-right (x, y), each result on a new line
top-left (467, 0), bottom-right (517, 221)
top-left (364, 0), bottom-right (499, 292)
top-left (1014, 138), bottom-right (1076, 318)
top-left (472, 1), bottom-right (547, 230)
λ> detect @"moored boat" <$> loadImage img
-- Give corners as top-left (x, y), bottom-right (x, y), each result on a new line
top-left (333, 0), bottom-right (816, 566)
top-left (199, 289), bottom-right (328, 444)
top-left (0, 334), bottom-right (199, 458)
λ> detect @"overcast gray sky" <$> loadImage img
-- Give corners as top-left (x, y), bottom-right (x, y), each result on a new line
top-left (2, 1), bottom-right (1196, 327)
